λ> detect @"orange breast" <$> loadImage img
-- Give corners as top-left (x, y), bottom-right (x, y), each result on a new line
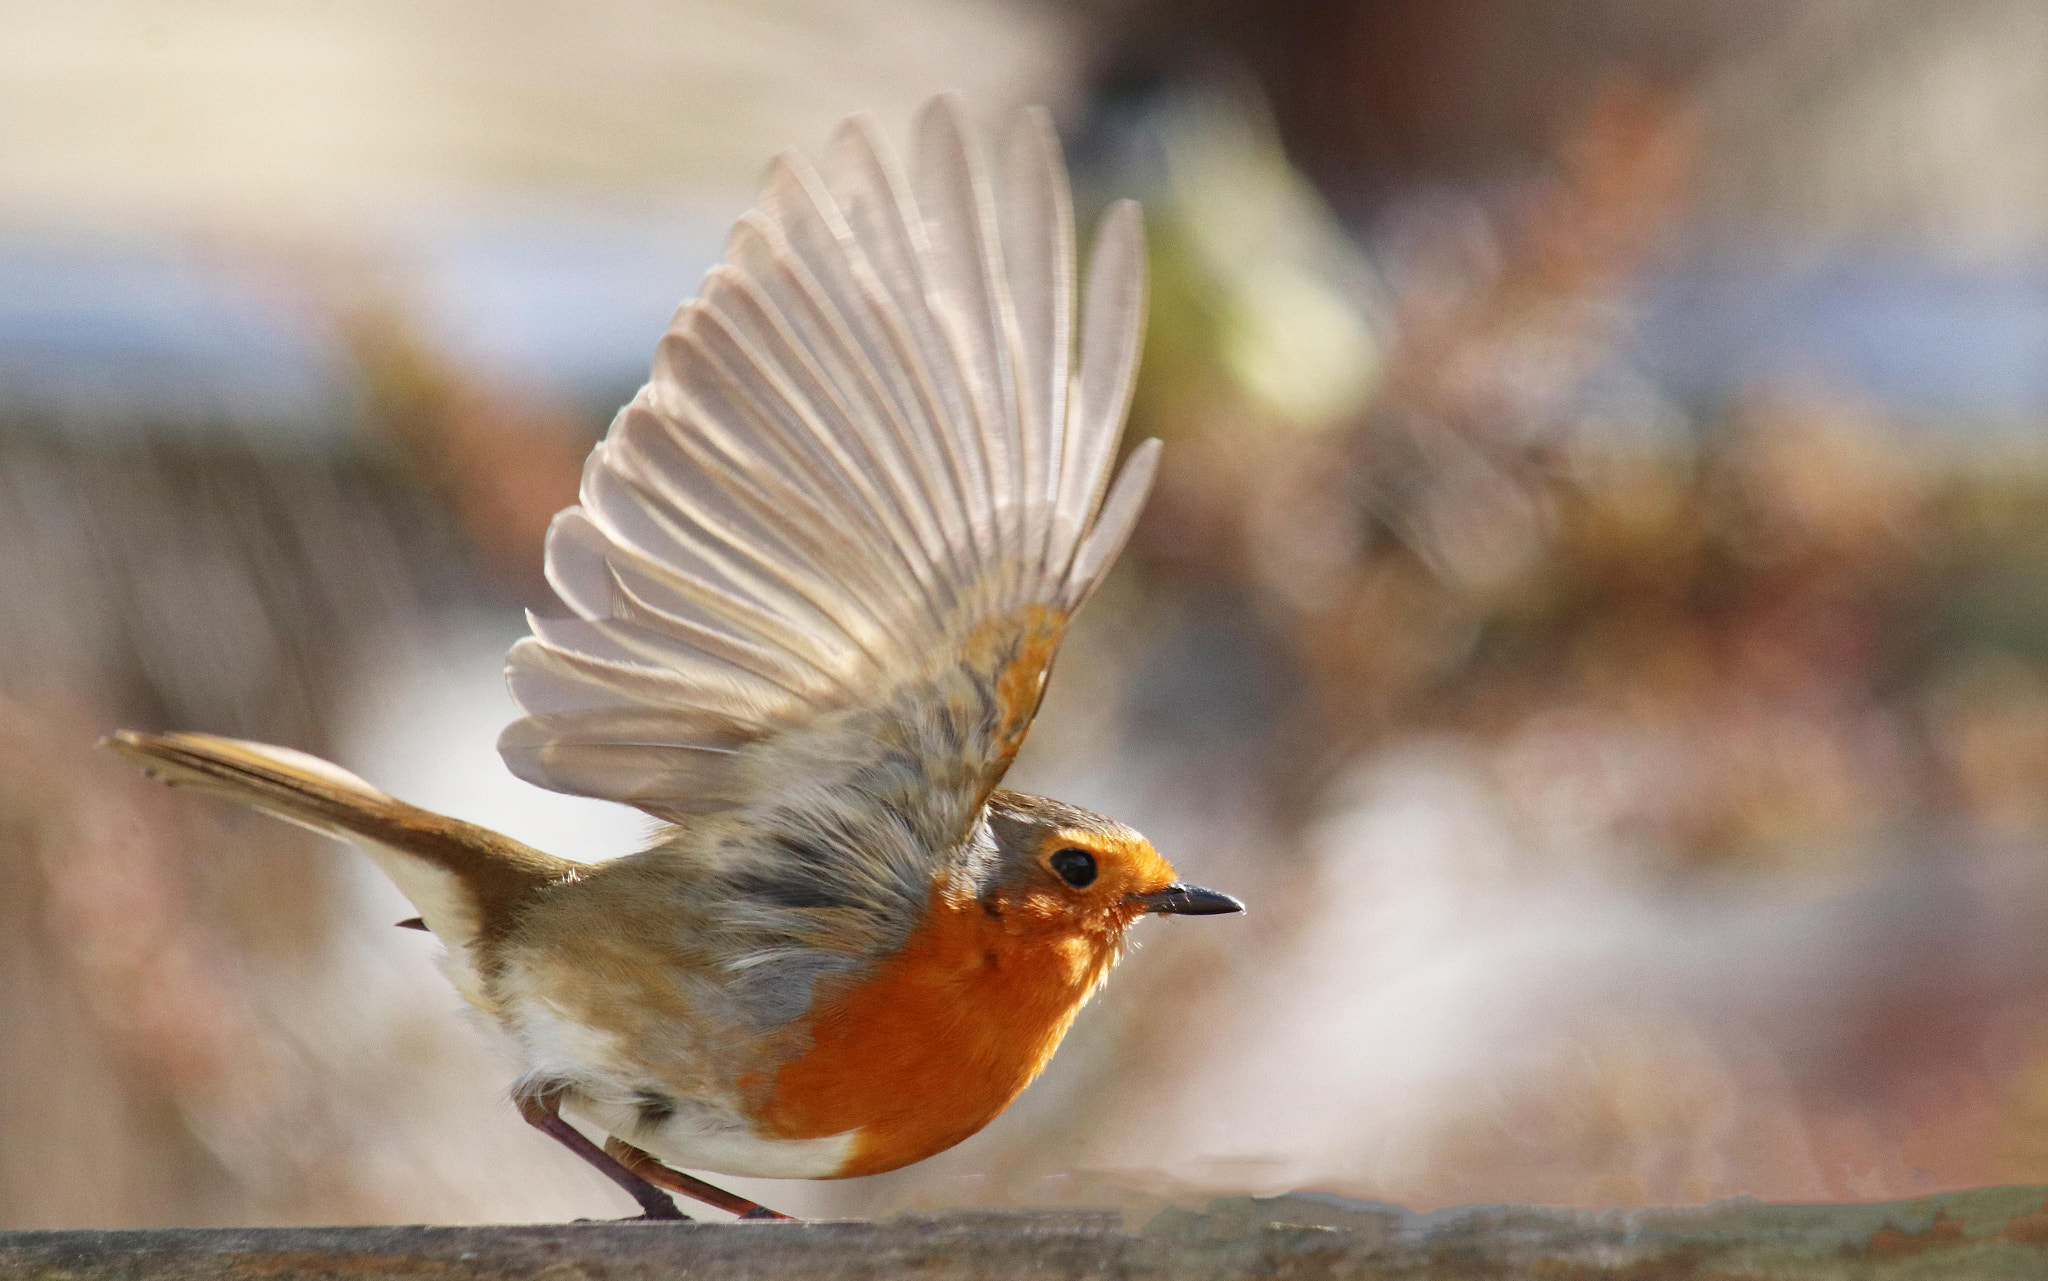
top-left (755, 885), bottom-right (1114, 1177)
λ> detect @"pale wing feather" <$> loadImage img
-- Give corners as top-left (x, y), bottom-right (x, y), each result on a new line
top-left (720, 213), bottom-right (951, 607)
top-left (1061, 200), bottom-right (1149, 558)
top-left (998, 108), bottom-right (1076, 588)
top-left (748, 162), bottom-right (957, 550)
top-left (1067, 437), bottom-right (1161, 608)
top-left (500, 97), bottom-right (1156, 988)
top-left (615, 377), bottom-right (923, 624)
top-left (819, 118), bottom-right (982, 572)
top-left (911, 99), bottom-right (1019, 573)
top-left (587, 428), bottom-right (902, 665)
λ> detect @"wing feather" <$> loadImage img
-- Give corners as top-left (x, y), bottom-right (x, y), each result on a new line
top-left (1063, 200), bottom-right (1148, 542)
top-left (758, 152), bottom-right (987, 587)
top-left (819, 117), bottom-right (982, 575)
top-left (998, 110), bottom-right (1075, 588)
top-left (722, 214), bottom-right (950, 599)
top-left (911, 97), bottom-right (1019, 574)
top-left (500, 98), bottom-right (1156, 980)
top-left (1067, 437), bottom-right (1162, 607)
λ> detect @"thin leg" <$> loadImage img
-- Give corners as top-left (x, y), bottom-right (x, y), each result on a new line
top-left (604, 1137), bottom-right (796, 1221)
top-left (516, 1089), bottom-right (688, 1221)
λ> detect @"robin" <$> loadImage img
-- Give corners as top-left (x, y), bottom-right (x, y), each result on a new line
top-left (105, 95), bottom-right (1242, 1222)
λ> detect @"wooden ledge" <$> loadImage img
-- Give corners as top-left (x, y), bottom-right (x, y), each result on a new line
top-left (8, 1185), bottom-right (2048, 1278)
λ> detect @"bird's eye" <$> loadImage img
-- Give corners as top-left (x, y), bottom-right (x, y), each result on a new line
top-left (1049, 848), bottom-right (1097, 888)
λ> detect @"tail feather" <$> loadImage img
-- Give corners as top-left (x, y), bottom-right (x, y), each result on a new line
top-left (103, 730), bottom-right (577, 1006)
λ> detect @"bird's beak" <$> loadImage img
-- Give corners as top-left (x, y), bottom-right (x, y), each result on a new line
top-left (1132, 882), bottom-right (1245, 916)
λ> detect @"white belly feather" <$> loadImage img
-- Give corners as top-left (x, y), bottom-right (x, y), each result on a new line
top-left (497, 971), bottom-right (856, 1180)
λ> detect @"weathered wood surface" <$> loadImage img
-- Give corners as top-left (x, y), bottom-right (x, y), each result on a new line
top-left (9, 1185), bottom-right (2048, 1279)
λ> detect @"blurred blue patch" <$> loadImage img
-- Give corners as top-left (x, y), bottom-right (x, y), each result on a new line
top-left (1627, 254), bottom-right (2048, 421)
top-left (401, 208), bottom-right (725, 408)
top-left (0, 208), bottom-right (726, 442)
top-left (0, 235), bottom-right (355, 442)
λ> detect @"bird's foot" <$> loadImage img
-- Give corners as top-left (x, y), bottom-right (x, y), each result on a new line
top-left (601, 1134), bottom-right (797, 1220)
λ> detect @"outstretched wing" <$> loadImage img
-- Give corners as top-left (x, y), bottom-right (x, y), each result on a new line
top-left (499, 98), bottom-right (1153, 912)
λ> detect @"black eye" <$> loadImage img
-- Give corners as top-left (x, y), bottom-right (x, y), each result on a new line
top-left (1049, 848), bottom-right (1097, 888)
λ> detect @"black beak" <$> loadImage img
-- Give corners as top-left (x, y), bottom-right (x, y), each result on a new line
top-left (1132, 882), bottom-right (1245, 916)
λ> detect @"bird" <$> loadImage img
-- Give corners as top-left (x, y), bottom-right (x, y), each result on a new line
top-left (104, 95), bottom-right (1242, 1223)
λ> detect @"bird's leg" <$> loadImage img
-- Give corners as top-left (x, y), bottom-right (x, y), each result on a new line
top-left (515, 1088), bottom-right (689, 1221)
top-left (604, 1137), bottom-right (796, 1221)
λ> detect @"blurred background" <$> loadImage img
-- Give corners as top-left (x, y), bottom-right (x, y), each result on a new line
top-left (9, 0), bottom-right (2048, 1227)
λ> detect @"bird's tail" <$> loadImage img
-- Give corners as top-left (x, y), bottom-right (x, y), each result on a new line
top-left (102, 730), bottom-right (576, 1006)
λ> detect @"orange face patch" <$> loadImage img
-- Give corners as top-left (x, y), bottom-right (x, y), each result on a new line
top-left (1002, 826), bottom-right (1179, 930)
